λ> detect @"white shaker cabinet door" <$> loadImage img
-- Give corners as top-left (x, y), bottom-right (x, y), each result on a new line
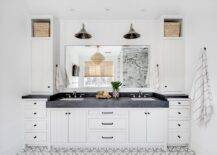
top-left (129, 110), bottom-right (147, 143)
top-left (161, 39), bottom-right (185, 92)
top-left (68, 110), bottom-right (86, 143)
top-left (31, 39), bottom-right (53, 93)
top-left (146, 109), bottom-right (167, 143)
top-left (50, 111), bottom-right (68, 143)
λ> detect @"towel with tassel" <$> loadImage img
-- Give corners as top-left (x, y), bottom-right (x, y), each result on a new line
top-left (55, 65), bottom-right (64, 91)
top-left (147, 64), bottom-right (160, 91)
top-left (190, 48), bottom-right (213, 126)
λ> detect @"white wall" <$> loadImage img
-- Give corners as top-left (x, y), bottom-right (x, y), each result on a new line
top-left (185, 7), bottom-right (217, 155)
top-left (0, 0), bottom-right (29, 154)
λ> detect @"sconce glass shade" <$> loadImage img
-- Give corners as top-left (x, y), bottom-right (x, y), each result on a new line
top-left (123, 24), bottom-right (141, 39)
top-left (75, 24), bottom-right (92, 39)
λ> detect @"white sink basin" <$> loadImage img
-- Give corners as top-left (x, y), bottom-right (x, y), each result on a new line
top-left (131, 98), bottom-right (155, 101)
top-left (60, 98), bottom-right (84, 101)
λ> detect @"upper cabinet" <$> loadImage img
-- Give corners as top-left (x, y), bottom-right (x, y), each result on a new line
top-left (159, 16), bottom-right (185, 93)
top-left (30, 16), bottom-right (55, 94)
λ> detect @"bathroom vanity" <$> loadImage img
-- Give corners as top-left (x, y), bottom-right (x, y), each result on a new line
top-left (22, 15), bottom-right (190, 150)
top-left (22, 93), bottom-right (190, 149)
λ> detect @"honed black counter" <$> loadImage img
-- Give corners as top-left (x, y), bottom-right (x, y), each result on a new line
top-left (46, 92), bottom-right (169, 108)
top-left (22, 95), bottom-right (50, 99)
top-left (163, 94), bottom-right (189, 98)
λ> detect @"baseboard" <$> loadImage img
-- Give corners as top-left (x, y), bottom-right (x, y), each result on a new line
top-left (0, 143), bottom-right (24, 155)
top-left (191, 142), bottom-right (216, 155)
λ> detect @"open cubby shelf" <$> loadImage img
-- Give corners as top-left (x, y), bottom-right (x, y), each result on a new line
top-left (164, 18), bottom-right (183, 38)
top-left (31, 19), bottom-right (51, 37)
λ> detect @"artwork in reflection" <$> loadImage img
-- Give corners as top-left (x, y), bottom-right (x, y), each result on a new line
top-left (65, 45), bottom-right (149, 89)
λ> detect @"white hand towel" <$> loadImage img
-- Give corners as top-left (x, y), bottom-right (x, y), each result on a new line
top-left (147, 64), bottom-right (160, 91)
top-left (190, 48), bottom-right (213, 126)
top-left (55, 65), bottom-right (64, 91)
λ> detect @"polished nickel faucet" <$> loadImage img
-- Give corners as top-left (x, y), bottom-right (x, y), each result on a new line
top-left (73, 91), bottom-right (77, 98)
top-left (138, 91), bottom-right (143, 98)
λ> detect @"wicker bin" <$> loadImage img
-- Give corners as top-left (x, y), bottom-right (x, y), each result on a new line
top-left (33, 22), bottom-right (50, 37)
top-left (164, 22), bottom-right (181, 37)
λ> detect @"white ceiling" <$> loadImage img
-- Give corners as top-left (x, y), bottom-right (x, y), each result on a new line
top-left (26, 0), bottom-right (217, 20)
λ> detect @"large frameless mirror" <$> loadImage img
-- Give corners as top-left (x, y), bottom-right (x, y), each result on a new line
top-left (65, 45), bottom-right (150, 89)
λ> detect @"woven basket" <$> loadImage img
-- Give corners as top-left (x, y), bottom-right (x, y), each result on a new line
top-left (33, 22), bottom-right (50, 37)
top-left (164, 22), bottom-right (181, 37)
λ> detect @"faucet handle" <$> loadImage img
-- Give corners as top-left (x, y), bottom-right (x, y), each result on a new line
top-left (79, 94), bottom-right (85, 98)
top-left (66, 94), bottom-right (71, 98)
top-left (130, 94), bottom-right (136, 98)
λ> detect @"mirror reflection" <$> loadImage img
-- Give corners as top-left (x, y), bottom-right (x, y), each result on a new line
top-left (65, 45), bottom-right (149, 89)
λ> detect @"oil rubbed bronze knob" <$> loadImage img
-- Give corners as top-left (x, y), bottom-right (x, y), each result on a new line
top-left (34, 124), bottom-right (37, 127)
top-left (33, 136), bottom-right (37, 139)
top-left (33, 112), bottom-right (37, 115)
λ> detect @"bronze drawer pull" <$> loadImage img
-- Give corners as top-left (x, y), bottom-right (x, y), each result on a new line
top-left (102, 122), bottom-right (113, 125)
top-left (102, 136), bottom-right (113, 139)
top-left (102, 112), bottom-right (113, 114)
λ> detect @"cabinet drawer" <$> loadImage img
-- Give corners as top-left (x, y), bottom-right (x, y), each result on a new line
top-left (168, 121), bottom-right (190, 130)
top-left (87, 132), bottom-right (127, 143)
top-left (89, 118), bottom-right (127, 130)
top-left (25, 132), bottom-right (47, 144)
top-left (24, 100), bottom-right (46, 108)
top-left (24, 109), bottom-right (46, 118)
top-left (169, 108), bottom-right (190, 119)
top-left (168, 132), bottom-right (189, 145)
top-left (169, 100), bottom-right (190, 107)
top-left (88, 109), bottom-right (128, 117)
top-left (25, 120), bottom-right (46, 131)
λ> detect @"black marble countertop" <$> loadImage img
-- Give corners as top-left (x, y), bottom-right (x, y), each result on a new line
top-left (163, 94), bottom-right (189, 98)
top-left (22, 92), bottom-right (172, 108)
top-left (46, 97), bottom-right (169, 108)
top-left (22, 95), bottom-right (50, 99)
top-left (46, 92), bottom-right (169, 108)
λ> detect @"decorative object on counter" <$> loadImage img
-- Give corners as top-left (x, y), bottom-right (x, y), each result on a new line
top-left (72, 64), bottom-right (80, 76)
top-left (190, 47), bottom-right (213, 126)
top-left (122, 46), bottom-right (149, 88)
top-left (96, 90), bottom-right (111, 99)
top-left (55, 64), bottom-right (64, 91)
top-left (91, 45), bottom-right (105, 65)
top-left (111, 81), bottom-right (122, 99)
top-left (75, 23), bottom-right (92, 39)
top-left (123, 23), bottom-right (141, 39)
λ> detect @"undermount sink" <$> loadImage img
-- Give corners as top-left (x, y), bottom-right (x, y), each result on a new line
top-left (60, 98), bottom-right (84, 101)
top-left (131, 98), bottom-right (156, 101)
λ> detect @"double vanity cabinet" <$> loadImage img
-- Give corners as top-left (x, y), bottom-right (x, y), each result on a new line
top-left (48, 108), bottom-right (167, 148)
top-left (22, 93), bottom-right (190, 149)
